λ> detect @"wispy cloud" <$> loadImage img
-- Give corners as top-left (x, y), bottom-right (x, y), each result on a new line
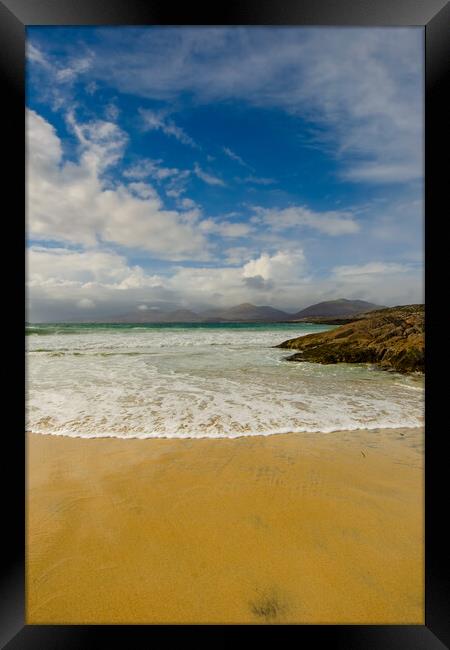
top-left (26, 27), bottom-right (424, 320)
top-left (193, 163), bottom-right (225, 186)
top-left (28, 109), bottom-right (209, 259)
top-left (55, 56), bottom-right (92, 83)
top-left (253, 205), bottom-right (360, 236)
top-left (26, 43), bottom-right (65, 109)
top-left (200, 219), bottom-right (252, 237)
top-left (80, 27), bottom-right (423, 186)
top-left (123, 158), bottom-right (187, 183)
top-left (332, 262), bottom-right (410, 277)
top-left (26, 41), bottom-right (93, 110)
top-left (27, 42), bottom-right (49, 67)
top-left (223, 146), bottom-right (252, 168)
top-left (139, 108), bottom-right (198, 148)
top-left (238, 175), bottom-right (275, 186)
top-left (105, 102), bottom-right (120, 121)
top-left (341, 162), bottom-right (422, 184)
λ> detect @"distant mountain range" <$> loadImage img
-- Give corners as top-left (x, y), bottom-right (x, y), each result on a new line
top-left (103, 299), bottom-right (383, 323)
top-left (106, 308), bottom-right (203, 323)
top-left (290, 299), bottom-right (382, 320)
top-left (202, 303), bottom-right (289, 322)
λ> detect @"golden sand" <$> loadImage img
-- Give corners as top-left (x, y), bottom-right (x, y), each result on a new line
top-left (26, 428), bottom-right (424, 624)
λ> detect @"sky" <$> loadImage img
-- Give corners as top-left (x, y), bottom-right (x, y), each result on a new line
top-left (26, 26), bottom-right (424, 321)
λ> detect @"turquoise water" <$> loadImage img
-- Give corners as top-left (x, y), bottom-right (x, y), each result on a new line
top-left (26, 321), bottom-right (329, 334)
top-left (26, 322), bottom-right (424, 438)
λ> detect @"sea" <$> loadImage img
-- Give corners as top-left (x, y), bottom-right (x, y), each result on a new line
top-left (26, 322), bottom-right (424, 439)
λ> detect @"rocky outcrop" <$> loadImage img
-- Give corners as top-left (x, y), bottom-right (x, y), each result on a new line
top-left (277, 304), bottom-right (424, 373)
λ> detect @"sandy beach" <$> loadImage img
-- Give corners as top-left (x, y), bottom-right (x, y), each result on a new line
top-left (26, 428), bottom-right (424, 624)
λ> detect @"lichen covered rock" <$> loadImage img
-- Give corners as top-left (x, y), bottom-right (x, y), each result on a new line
top-left (278, 304), bottom-right (424, 373)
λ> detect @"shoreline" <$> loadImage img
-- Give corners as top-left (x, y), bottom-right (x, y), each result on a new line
top-left (26, 421), bottom-right (424, 440)
top-left (27, 427), bottom-right (424, 624)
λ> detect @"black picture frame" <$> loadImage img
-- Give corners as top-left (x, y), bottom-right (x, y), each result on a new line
top-left (1, 0), bottom-right (448, 646)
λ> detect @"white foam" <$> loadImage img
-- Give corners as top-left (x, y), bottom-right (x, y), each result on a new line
top-left (26, 326), bottom-right (424, 438)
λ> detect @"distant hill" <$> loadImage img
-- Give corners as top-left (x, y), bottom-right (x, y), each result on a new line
top-left (95, 302), bottom-right (291, 323)
top-left (64, 298), bottom-right (386, 324)
top-left (106, 308), bottom-right (203, 323)
top-left (290, 299), bottom-right (382, 320)
top-left (202, 303), bottom-right (290, 322)
top-left (162, 309), bottom-right (204, 322)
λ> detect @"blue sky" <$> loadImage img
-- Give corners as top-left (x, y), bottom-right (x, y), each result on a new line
top-left (26, 27), bottom-right (424, 320)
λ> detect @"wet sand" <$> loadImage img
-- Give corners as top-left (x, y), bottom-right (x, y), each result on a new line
top-left (26, 428), bottom-right (424, 624)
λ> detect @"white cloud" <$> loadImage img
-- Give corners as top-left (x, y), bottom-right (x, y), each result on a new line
top-left (139, 108), bottom-right (198, 148)
top-left (123, 158), bottom-right (185, 182)
top-left (243, 250), bottom-right (306, 282)
top-left (327, 261), bottom-right (423, 307)
top-left (86, 81), bottom-right (98, 95)
top-left (27, 109), bottom-right (210, 260)
top-left (26, 42), bottom-right (93, 109)
top-left (27, 247), bottom-right (305, 318)
top-left (239, 176), bottom-right (275, 185)
top-left (28, 247), bottom-right (162, 290)
top-left (123, 159), bottom-right (194, 208)
top-left (84, 27), bottom-right (422, 185)
top-left (224, 247), bottom-right (256, 265)
top-left (177, 197), bottom-right (197, 211)
top-left (200, 219), bottom-right (251, 237)
top-left (27, 107), bottom-right (63, 169)
top-left (55, 56), bottom-right (92, 83)
top-left (27, 246), bottom-right (176, 320)
top-left (193, 163), bottom-right (225, 186)
top-left (342, 162), bottom-right (422, 184)
top-left (77, 298), bottom-right (95, 309)
top-left (223, 146), bottom-right (251, 168)
top-left (254, 205), bottom-right (360, 236)
top-left (332, 262), bottom-right (410, 278)
top-left (166, 250), bottom-right (309, 307)
top-left (27, 42), bottom-right (49, 67)
top-left (27, 242), bottom-right (423, 320)
top-left (219, 222), bottom-right (251, 237)
top-left (164, 172), bottom-right (191, 198)
top-left (369, 197), bottom-right (424, 250)
top-left (105, 102), bottom-right (120, 121)
top-left (66, 110), bottom-right (128, 171)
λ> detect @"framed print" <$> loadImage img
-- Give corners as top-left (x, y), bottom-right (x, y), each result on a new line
top-left (1, 0), bottom-right (448, 646)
